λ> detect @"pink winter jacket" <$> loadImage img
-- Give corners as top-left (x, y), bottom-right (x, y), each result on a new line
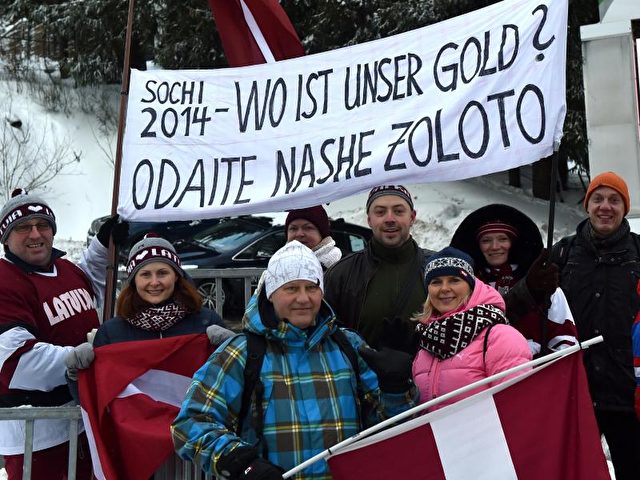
top-left (412, 279), bottom-right (532, 411)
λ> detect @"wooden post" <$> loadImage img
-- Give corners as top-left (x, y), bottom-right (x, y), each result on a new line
top-left (103, 0), bottom-right (136, 321)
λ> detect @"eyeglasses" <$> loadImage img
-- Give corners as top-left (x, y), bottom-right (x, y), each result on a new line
top-left (12, 222), bottom-right (52, 234)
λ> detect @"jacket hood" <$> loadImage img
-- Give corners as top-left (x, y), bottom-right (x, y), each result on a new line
top-left (243, 289), bottom-right (338, 349)
top-left (450, 204), bottom-right (542, 273)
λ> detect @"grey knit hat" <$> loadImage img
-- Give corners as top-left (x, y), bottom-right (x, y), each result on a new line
top-left (264, 240), bottom-right (324, 298)
top-left (0, 188), bottom-right (57, 243)
top-left (126, 234), bottom-right (184, 280)
top-left (366, 185), bottom-right (414, 212)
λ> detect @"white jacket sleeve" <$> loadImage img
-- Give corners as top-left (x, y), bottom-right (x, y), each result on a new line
top-left (76, 237), bottom-right (110, 308)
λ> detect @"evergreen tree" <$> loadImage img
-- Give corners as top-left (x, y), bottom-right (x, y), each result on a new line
top-left (153, 0), bottom-right (226, 69)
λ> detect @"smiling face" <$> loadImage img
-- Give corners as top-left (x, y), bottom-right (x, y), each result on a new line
top-left (587, 186), bottom-right (625, 236)
top-left (286, 219), bottom-right (323, 249)
top-left (270, 279), bottom-right (323, 329)
top-left (478, 232), bottom-right (512, 267)
top-left (134, 261), bottom-right (178, 304)
top-left (5, 219), bottom-right (54, 267)
top-left (367, 195), bottom-right (416, 248)
top-left (427, 275), bottom-right (472, 315)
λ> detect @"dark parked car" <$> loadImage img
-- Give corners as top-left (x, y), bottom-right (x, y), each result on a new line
top-left (88, 213), bottom-right (371, 317)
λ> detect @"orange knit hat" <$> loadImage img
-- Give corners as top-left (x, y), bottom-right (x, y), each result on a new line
top-left (584, 171), bottom-right (630, 215)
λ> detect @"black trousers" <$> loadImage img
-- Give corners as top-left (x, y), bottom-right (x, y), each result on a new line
top-left (595, 410), bottom-right (640, 480)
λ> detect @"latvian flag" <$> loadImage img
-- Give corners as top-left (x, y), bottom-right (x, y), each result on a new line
top-left (78, 334), bottom-right (213, 480)
top-left (328, 350), bottom-right (610, 480)
top-left (207, 0), bottom-right (304, 66)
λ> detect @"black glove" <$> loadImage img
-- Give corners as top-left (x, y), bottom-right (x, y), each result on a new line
top-left (96, 214), bottom-right (130, 248)
top-left (525, 249), bottom-right (559, 303)
top-left (359, 346), bottom-right (413, 393)
top-left (381, 316), bottom-right (418, 354)
top-left (218, 446), bottom-right (283, 480)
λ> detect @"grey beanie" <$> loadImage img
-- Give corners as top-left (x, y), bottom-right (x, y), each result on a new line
top-left (263, 241), bottom-right (324, 298)
top-left (366, 185), bottom-right (414, 212)
top-left (0, 188), bottom-right (57, 243)
top-left (126, 234), bottom-right (184, 280)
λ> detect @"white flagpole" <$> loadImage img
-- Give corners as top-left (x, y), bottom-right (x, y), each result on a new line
top-left (283, 335), bottom-right (603, 478)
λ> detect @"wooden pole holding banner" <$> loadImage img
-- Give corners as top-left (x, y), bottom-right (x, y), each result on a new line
top-left (103, 0), bottom-right (136, 321)
top-left (282, 336), bottom-right (603, 479)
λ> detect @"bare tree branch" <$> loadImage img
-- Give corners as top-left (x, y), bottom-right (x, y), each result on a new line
top-left (1, 98), bottom-right (80, 201)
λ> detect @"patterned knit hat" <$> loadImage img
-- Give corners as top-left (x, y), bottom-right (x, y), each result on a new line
top-left (285, 206), bottom-right (330, 239)
top-left (366, 185), bottom-right (414, 212)
top-left (584, 171), bottom-right (630, 215)
top-left (0, 188), bottom-right (57, 243)
top-left (126, 233), bottom-right (184, 280)
top-left (264, 240), bottom-right (324, 298)
top-left (424, 247), bottom-right (475, 290)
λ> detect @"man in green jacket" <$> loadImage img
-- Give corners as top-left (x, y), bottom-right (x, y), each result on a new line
top-left (324, 185), bottom-right (433, 354)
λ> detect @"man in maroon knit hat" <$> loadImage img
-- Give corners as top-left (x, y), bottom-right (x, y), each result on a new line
top-left (284, 205), bottom-right (342, 270)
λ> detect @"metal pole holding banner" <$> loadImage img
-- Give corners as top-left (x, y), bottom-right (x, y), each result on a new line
top-left (103, 0), bottom-right (136, 321)
top-left (540, 147), bottom-right (560, 355)
top-left (546, 148), bottom-right (560, 252)
top-left (282, 336), bottom-right (603, 479)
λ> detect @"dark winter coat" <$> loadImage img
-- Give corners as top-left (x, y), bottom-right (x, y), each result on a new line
top-left (93, 307), bottom-right (223, 347)
top-left (550, 218), bottom-right (640, 412)
top-left (323, 237), bottom-right (432, 353)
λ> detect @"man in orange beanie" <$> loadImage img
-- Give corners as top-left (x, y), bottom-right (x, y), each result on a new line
top-left (551, 171), bottom-right (639, 480)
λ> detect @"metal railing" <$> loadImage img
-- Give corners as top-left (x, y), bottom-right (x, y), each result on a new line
top-left (0, 406), bottom-right (81, 480)
top-left (116, 267), bottom-right (265, 319)
top-left (0, 407), bottom-right (212, 480)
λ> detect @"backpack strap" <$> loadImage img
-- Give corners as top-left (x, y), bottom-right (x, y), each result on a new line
top-left (237, 331), bottom-right (268, 457)
top-left (554, 234), bottom-right (576, 271)
top-left (237, 328), bottom-right (364, 451)
top-left (632, 233), bottom-right (640, 259)
top-left (331, 328), bottom-right (360, 379)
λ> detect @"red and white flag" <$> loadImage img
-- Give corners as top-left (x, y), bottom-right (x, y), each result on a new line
top-left (78, 334), bottom-right (213, 480)
top-left (328, 350), bottom-right (609, 480)
top-left (207, 0), bottom-right (304, 66)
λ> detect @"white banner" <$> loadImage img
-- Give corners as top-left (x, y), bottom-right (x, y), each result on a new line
top-left (119, 0), bottom-right (568, 221)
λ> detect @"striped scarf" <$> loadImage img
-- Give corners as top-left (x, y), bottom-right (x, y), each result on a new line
top-left (416, 304), bottom-right (508, 359)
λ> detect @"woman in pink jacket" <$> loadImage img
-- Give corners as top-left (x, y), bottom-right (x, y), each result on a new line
top-left (412, 247), bottom-right (531, 410)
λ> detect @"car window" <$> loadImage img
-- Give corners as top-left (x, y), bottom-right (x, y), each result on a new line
top-left (332, 230), bottom-right (368, 254)
top-left (236, 231), bottom-right (286, 260)
top-left (192, 219), bottom-right (268, 253)
top-left (348, 234), bottom-right (366, 252)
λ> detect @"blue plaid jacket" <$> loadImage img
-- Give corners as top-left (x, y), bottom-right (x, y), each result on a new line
top-left (171, 293), bottom-right (417, 479)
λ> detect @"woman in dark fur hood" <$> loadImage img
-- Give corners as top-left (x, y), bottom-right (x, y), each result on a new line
top-left (450, 204), bottom-right (542, 296)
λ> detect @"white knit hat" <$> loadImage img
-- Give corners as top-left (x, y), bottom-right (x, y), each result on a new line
top-left (126, 233), bottom-right (184, 279)
top-left (264, 241), bottom-right (324, 298)
top-left (0, 188), bottom-right (56, 243)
